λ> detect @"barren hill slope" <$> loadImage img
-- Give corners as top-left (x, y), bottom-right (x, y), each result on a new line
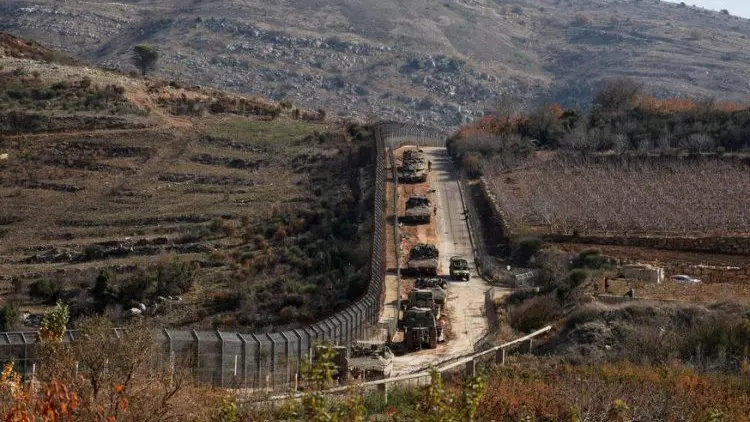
top-left (2, 0), bottom-right (749, 128)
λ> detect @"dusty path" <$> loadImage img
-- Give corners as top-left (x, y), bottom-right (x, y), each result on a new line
top-left (389, 147), bottom-right (494, 375)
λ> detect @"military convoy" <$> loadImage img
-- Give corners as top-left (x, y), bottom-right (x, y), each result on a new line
top-left (404, 195), bottom-right (432, 223)
top-left (406, 243), bottom-right (439, 276)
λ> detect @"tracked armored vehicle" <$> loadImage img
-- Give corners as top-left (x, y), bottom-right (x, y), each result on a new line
top-left (399, 166), bottom-right (427, 183)
top-left (398, 150), bottom-right (428, 183)
top-left (449, 256), bottom-right (470, 281)
top-left (416, 277), bottom-right (448, 290)
top-left (404, 195), bottom-right (432, 223)
top-left (406, 243), bottom-right (439, 276)
top-left (404, 307), bottom-right (444, 351)
top-left (401, 288), bottom-right (444, 319)
top-left (314, 341), bottom-right (394, 381)
top-left (348, 341), bottom-right (394, 380)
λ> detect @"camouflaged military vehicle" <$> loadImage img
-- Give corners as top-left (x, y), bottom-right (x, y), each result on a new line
top-left (401, 288), bottom-right (443, 319)
top-left (314, 341), bottom-right (394, 381)
top-left (399, 166), bottom-right (427, 183)
top-left (449, 256), bottom-right (470, 281)
top-left (415, 277), bottom-right (447, 311)
top-left (416, 277), bottom-right (448, 289)
top-left (348, 341), bottom-right (394, 380)
top-left (398, 150), bottom-right (428, 183)
top-left (406, 243), bottom-right (439, 276)
top-left (404, 307), bottom-right (444, 351)
top-left (404, 195), bottom-right (432, 223)
top-left (402, 150), bottom-right (427, 169)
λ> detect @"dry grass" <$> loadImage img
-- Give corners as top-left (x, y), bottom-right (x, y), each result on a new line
top-left (604, 278), bottom-right (750, 306)
top-left (0, 54), bottom-right (365, 332)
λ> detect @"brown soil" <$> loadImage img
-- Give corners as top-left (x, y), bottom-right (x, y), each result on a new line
top-left (600, 278), bottom-right (750, 306)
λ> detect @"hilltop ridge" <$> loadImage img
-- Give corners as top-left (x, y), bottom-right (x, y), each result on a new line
top-left (1, 0), bottom-right (749, 128)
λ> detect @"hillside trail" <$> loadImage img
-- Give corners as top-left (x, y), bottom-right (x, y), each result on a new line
top-left (389, 147), bottom-right (500, 375)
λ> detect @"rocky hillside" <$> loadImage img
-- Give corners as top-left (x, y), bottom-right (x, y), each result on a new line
top-left (1, 0), bottom-right (749, 127)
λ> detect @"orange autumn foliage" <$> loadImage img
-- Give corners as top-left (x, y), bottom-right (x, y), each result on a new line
top-left (1, 363), bottom-right (128, 422)
top-left (477, 359), bottom-right (750, 422)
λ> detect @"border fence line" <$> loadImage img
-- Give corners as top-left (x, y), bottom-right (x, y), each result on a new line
top-left (259, 325), bottom-right (553, 403)
top-left (0, 121), bottom-right (447, 390)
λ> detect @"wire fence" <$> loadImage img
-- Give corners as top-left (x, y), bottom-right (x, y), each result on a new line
top-left (0, 121), bottom-right (446, 391)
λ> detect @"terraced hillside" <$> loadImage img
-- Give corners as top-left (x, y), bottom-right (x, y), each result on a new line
top-left (0, 35), bottom-right (376, 333)
top-left (1, 0), bottom-right (749, 128)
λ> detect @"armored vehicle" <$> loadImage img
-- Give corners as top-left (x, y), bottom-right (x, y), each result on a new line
top-left (404, 307), bottom-right (444, 351)
top-left (415, 277), bottom-right (448, 290)
top-left (398, 150), bottom-right (428, 183)
top-left (449, 256), bottom-right (470, 281)
top-left (415, 277), bottom-right (447, 312)
top-left (313, 341), bottom-right (394, 381)
top-left (404, 195), bottom-right (432, 223)
top-left (401, 288), bottom-right (444, 318)
top-left (313, 344), bottom-right (350, 382)
top-left (402, 150), bottom-right (427, 170)
top-left (348, 341), bottom-right (394, 380)
top-left (407, 243), bottom-right (439, 276)
top-left (399, 166), bottom-right (427, 183)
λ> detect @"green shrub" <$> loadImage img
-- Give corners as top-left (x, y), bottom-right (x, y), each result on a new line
top-left (567, 269), bottom-right (588, 288)
top-left (29, 278), bottom-right (61, 303)
top-left (578, 248), bottom-right (604, 269)
top-left (512, 237), bottom-right (542, 266)
top-left (0, 304), bottom-right (19, 331)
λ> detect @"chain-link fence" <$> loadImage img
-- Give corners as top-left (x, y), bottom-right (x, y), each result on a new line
top-left (0, 121), bottom-right (447, 391)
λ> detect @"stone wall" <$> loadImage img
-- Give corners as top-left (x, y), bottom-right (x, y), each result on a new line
top-left (542, 233), bottom-right (750, 256)
top-left (478, 178), bottom-right (511, 242)
top-left (664, 263), bottom-right (750, 284)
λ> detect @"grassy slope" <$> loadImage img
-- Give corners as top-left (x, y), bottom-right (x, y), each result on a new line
top-left (0, 39), bottom-right (372, 332)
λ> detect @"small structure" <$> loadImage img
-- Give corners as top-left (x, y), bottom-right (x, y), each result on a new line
top-left (618, 264), bottom-right (664, 284)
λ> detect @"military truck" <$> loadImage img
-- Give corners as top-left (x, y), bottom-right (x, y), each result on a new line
top-left (401, 288), bottom-right (444, 319)
top-left (314, 341), bottom-right (393, 382)
top-left (449, 256), bottom-right (470, 281)
top-left (404, 195), bottom-right (432, 223)
top-left (404, 307), bottom-right (444, 351)
top-left (406, 243), bottom-right (439, 276)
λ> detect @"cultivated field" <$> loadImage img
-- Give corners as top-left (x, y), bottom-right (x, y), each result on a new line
top-left (486, 155), bottom-right (750, 236)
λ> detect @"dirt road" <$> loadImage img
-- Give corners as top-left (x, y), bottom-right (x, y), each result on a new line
top-left (390, 147), bottom-right (495, 375)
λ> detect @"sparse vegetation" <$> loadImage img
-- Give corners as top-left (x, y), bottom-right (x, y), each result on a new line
top-left (132, 44), bottom-right (159, 76)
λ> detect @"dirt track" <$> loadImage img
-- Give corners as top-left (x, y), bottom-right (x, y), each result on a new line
top-left (388, 147), bottom-right (496, 375)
